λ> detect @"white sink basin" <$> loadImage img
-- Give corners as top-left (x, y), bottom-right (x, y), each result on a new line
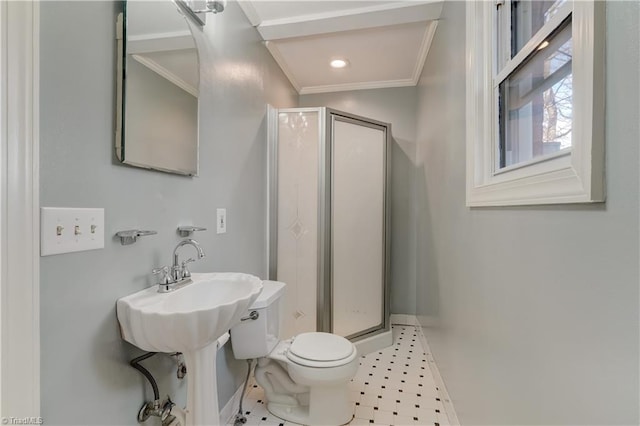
top-left (117, 272), bottom-right (262, 353)
top-left (116, 272), bottom-right (263, 425)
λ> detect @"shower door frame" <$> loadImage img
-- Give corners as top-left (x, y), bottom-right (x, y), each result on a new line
top-left (320, 109), bottom-right (391, 341)
top-left (268, 107), bottom-right (391, 343)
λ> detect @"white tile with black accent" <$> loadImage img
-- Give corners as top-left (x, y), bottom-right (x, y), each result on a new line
top-left (230, 325), bottom-right (451, 426)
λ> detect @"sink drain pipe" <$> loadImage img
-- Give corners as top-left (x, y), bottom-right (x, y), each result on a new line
top-left (130, 352), bottom-right (175, 423)
top-left (130, 352), bottom-right (160, 401)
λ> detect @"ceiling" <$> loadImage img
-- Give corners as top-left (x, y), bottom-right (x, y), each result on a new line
top-left (237, 0), bottom-right (443, 94)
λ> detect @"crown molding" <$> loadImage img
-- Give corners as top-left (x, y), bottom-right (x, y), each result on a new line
top-left (237, 1), bottom-right (261, 26)
top-left (299, 79), bottom-right (416, 95)
top-left (256, 1), bottom-right (443, 41)
top-left (411, 20), bottom-right (438, 83)
top-left (131, 54), bottom-right (198, 97)
top-left (264, 41), bottom-right (301, 93)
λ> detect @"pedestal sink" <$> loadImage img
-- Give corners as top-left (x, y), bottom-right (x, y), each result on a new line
top-left (117, 272), bottom-right (263, 426)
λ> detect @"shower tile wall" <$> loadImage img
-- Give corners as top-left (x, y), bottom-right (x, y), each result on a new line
top-left (234, 326), bottom-right (451, 426)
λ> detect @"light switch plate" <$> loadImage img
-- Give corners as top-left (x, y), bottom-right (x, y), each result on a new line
top-left (41, 207), bottom-right (105, 256)
top-left (216, 208), bottom-right (227, 234)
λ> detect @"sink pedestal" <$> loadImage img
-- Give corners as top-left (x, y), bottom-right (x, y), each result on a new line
top-left (116, 273), bottom-right (263, 426)
top-left (184, 343), bottom-right (219, 426)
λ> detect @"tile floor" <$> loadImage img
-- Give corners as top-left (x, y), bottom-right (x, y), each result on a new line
top-left (232, 325), bottom-right (451, 426)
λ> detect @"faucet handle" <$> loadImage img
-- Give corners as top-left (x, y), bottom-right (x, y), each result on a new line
top-left (152, 266), bottom-right (171, 284)
top-left (181, 258), bottom-right (195, 278)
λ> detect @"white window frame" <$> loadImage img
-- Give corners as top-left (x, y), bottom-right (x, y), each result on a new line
top-left (466, 0), bottom-right (605, 206)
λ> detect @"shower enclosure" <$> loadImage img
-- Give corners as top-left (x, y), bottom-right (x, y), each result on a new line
top-left (268, 107), bottom-right (391, 349)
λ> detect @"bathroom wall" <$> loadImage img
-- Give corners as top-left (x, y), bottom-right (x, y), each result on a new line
top-left (39, 1), bottom-right (296, 424)
top-left (124, 58), bottom-right (198, 173)
top-left (299, 88), bottom-right (418, 315)
top-left (415, 1), bottom-right (639, 425)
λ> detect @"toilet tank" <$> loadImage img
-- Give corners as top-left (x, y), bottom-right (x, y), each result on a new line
top-left (230, 280), bottom-right (286, 359)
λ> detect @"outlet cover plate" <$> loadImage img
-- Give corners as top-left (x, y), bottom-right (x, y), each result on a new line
top-left (216, 208), bottom-right (227, 234)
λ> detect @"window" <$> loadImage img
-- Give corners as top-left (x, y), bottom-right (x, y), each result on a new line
top-left (466, 0), bottom-right (605, 206)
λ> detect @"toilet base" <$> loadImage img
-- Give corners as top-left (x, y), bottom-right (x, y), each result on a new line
top-left (266, 384), bottom-right (354, 426)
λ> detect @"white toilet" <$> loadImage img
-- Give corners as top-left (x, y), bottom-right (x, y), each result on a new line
top-left (230, 281), bottom-right (358, 426)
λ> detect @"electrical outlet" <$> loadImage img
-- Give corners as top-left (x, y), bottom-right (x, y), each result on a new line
top-left (216, 208), bottom-right (226, 234)
top-left (41, 207), bottom-right (105, 256)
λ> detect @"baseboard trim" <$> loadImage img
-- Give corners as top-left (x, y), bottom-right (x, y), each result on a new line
top-left (415, 326), bottom-right (460, 426)
top-left (353, 329), bottom-right (393, 356)
top-left (390, 314), bottom-right (418, 326)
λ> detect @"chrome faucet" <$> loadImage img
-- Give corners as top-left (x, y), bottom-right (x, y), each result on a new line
top-left (152, 239), bottom-right (205, 292)
top-left (172, 238), bottom-right (205, 281)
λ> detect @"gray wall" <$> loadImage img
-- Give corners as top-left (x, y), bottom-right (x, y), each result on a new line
top-left (415, 1), bottom-right (639, 425)
top-left (300, 88), bottom-right (417, 315)
top-left (39, 2), bottom-right (296, 425)
top-left (125, 58), bottom-right (198, 173)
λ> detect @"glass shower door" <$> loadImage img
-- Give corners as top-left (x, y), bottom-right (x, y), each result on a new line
top-left (331, 115), bottom-right (388, 338)
top-left (271, 107), bottom-right (390, 343)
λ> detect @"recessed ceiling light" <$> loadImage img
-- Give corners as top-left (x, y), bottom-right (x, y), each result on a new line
top-left (330, 59), bottom-right (349, 69)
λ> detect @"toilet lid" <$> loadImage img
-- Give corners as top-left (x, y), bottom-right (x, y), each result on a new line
top-left (288, 332), bottom-right (355, 363)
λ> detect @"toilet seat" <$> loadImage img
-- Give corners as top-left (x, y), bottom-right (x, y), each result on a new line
top-left (285, 332), bottom-right (357, 368)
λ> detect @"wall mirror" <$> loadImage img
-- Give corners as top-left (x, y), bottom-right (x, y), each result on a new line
top-left (116, 0), bottom-right (200, 176)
